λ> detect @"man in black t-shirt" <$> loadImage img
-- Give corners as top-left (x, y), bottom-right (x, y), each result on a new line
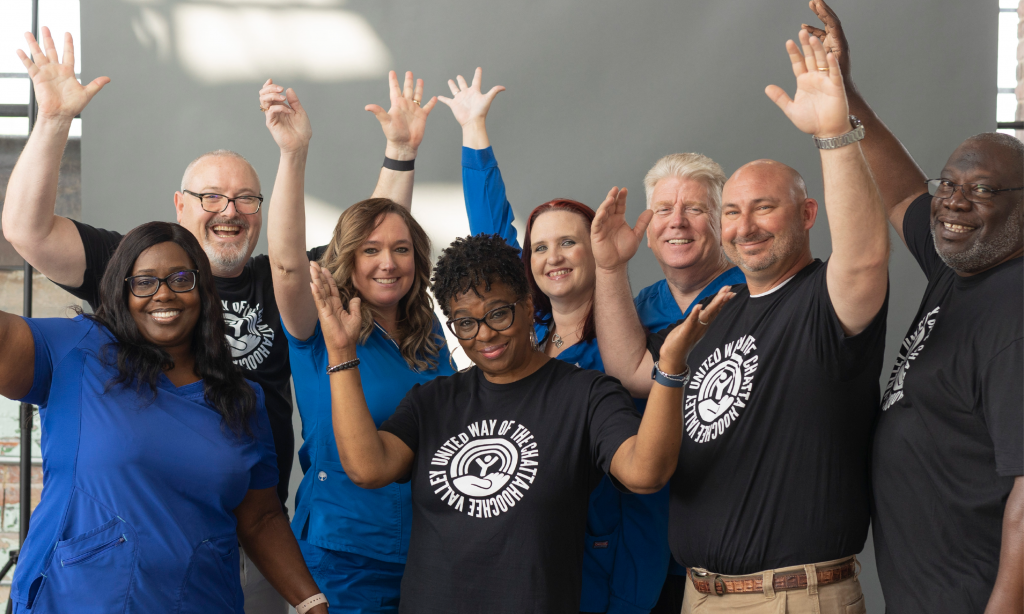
top-left (591, 32), bottom-right (890, 613)
top-left (802, 2), bottom-right (1024, 612)
top-left (3, 30), bottom-right (432, 614)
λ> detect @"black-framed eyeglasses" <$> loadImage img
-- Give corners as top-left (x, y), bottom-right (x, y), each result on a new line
top-left (446, 300), bottom-right (521, 340)
top-left (925, 179), bottom-right (1024, 204)
top-left (183, 189), bottom-right (264, 214)
top-left (125, 270), bottom-right (199, 298)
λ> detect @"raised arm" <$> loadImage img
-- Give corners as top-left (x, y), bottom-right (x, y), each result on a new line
top-left (2, 28), bottom-right (108, 287)
top-left (591, 187), bottom-right (656, 397)
top-left (310, 262), bottom-right (413, 488)
top-left (438, 68), bottom-right (518, 247)
top-left (0, 312), bottom-right (35, 401)
top-left (766, 31), bottom-right (889, 336)
top-left (986, 476), bottom-right (1024, 614)
top-left (262, 80), bottom-right (318, 340)
top-left (366, 71), bottom-right (437, 209)
top-left (609, 291), bottom-right (733, 493)
top-left (802, 0), bottom-right (926, 244)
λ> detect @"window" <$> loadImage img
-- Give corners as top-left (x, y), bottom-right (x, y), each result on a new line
top-left (997, 0), bottom-right (1022, 136)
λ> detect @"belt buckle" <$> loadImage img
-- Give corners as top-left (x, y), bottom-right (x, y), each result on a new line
top-left (691, 569), bottom-right (725, 597)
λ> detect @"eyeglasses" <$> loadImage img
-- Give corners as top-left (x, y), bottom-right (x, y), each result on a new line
top-left (183, 190), bottom-right (264, 214)
top-left (125, 270), bottom-right (199, 298)
top-left (926, 179), bottom-right (1023, 204)
top-left (446, 301), bottom-right (521, 340)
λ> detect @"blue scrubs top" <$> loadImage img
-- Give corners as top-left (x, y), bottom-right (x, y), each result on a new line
top-left (463, 145), bottom-right (745, 611)
top-left (285, 321), bottom-right (453, 564)
top-left (13, 316), bottom-right (278, 613)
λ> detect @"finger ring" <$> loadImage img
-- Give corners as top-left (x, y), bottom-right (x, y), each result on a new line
top-left (412, 99), bottom-right (421, 105)
top-left (817, 67), bottom-right (829, 72)
top-left (259, 105), bottom-right (267, 112)
top-left (697, 317), bottom-right (708, 326)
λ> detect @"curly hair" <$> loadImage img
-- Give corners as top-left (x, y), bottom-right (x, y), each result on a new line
top-left (432, 234), bottom-right (529, 317)
top-left (91, 221), bottom-right (256, 436)
top-left (318, 198), bottom-right (442, 371)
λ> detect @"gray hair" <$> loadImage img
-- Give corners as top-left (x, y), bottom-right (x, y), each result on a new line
top-left (180, 149), bottom-right (259, 192)
top-left (644, 153), bottom-right (727, 218)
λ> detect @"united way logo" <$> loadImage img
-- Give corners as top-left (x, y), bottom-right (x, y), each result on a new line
top-left (222, 300), bottom-right (275, 371)
top-left (684, 335), bottom-right (758, 443)
top-left (428, 419), bottom-right (539, 519)
top-left (882, 306), bottom-right (940, 411)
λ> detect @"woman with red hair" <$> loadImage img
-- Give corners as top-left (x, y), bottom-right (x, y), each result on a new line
top-left (439, 68), bottom-right (670, 614)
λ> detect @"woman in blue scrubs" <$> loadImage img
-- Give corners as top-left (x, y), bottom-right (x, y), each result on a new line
top-left (0, 222), bottom-right (326, 613)
top-left (262, 79), bottom-right (454, 613)
top-left (437, 68), bottom-right (735, 614)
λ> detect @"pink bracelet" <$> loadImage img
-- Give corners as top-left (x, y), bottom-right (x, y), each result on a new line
top-left (296, 592), bottom-right (328, 614)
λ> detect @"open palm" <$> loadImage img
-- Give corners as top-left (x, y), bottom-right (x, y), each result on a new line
top-left (765, 30), bottom-right (849, 137)
top-left (16, 28), bottom-right (108, 121)
top-left (591, 187), bottom-right (653, 270)
top-left (309, 262), bottom-right (363, 354)
top-left (438, 67), bottom-right (505, 128)
top-left (366, 71), bottom-right (436, 156)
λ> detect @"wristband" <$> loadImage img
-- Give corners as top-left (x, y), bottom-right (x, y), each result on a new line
top-left (326, 358), bottom-right (360, 374)
top-left (812, 115), bottom-right (865, 150)
top-left (383, 156), bottom-right (415, 171)
top-left (651, 361), bottom-right (690, 388)
top-left (296, 593), bottom-right (329, 614)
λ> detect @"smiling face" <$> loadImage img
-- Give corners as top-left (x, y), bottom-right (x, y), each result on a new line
top-left (528, 209), bottom-right (596, 303)
top-left (930, 138), bottom-right (1024, 275)
top-left (351, 213), bottom-right (416, 312)
top-left (449, 281), bottom-right (534, 378)
top-left (174, 155), bottom-right (262, 277)
top-left (646, 176), bottom-right (722, 271)
top-left (127, 241), bottom-right (201, 353)
top-left (720, 162), bottom-right (815, 281)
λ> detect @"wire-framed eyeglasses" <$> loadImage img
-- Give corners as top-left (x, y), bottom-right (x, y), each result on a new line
top-left (446, 301), bottom-right (521, 340)
top-left (183, 189), bottom-right (264, 214)
top-left (925, 179), bottom-right (1023, 204)
top-left (125, 270), bottom-right (199, 298)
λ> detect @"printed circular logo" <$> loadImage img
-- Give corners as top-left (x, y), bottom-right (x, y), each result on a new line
top-left (684, 335), bottom-right (758, 443)
top-left (882, 306), bottom-right (939, 411)
top-left (428, 420), bottom-right (539, 519)
top-left (222, 300), bottom-right (275, 371)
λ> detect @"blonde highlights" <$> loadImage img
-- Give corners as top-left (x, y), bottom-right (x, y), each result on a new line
top-left (318, 198), bottom-right (442, 371)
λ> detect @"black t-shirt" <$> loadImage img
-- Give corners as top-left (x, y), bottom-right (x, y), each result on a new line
top-left (648, 259), bottom-right (888, 575)
top-left (55, 219), bottom-right (325, 509)
top-left (379, 359), bottom-right (641, 613)
top-left (871, 194), bottom-right (1023, 614)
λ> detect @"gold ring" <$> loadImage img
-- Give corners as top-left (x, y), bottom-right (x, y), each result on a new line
top-left (259, 105), bottom-right (267, 112)
top-left (817, 67), bottom-right (829, 72)
top-left (412, 99), bottom-right (421, 105)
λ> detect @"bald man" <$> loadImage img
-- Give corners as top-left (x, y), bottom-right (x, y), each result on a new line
top-left (592, 31), bottom-right (889, 613)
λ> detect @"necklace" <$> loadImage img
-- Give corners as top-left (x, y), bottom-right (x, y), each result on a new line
top-left (551, 332), bottom-right (564, 348)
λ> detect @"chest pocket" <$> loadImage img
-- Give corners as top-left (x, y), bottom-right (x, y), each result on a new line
top-left (32, 517), bottom-right (136, 613)
top-left (175, 535), bottom-right (241, 614)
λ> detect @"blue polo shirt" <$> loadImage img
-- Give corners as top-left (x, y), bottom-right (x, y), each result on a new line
top-left (285, 320), bottom-right (453, 563)
top-left (13, 315), bottom-right (277, 613)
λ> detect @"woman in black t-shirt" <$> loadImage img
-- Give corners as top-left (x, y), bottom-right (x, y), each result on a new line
top-left (306, 234), bottom-right (732, 613)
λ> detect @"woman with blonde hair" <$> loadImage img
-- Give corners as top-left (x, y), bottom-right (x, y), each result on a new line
top-left (261, 76), bottom-right (453, 612)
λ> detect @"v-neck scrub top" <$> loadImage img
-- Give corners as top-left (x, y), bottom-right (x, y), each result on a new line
top-left (12, 316), bottom-right (278, 613)
top-left (285, 320), bottom-right (454, 563)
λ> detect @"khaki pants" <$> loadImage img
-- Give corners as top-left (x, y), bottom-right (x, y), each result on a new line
top-left (681, 556), bottom-right (866, 614)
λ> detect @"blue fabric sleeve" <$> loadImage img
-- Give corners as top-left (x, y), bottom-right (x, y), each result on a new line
top-left (462, 146), bottom-right (520, 251)
top-left (247, 383), bottom-right (280, 491)
top-left (20, 316), bottom-right (95, 407)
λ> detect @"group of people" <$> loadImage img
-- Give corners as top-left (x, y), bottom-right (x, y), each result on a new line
top-left (0, 1), bottom-right (1020, 612)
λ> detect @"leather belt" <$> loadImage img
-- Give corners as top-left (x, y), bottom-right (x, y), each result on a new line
top-left (688, 558), bottom-right (856, 596)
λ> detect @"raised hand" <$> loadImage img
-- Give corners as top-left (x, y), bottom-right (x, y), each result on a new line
top-left (591, 187), bottom-right (653, 271)
top-left (15, 28), bottom-right (109, 122)
top-left (765, 30), bottom-right (850, 138)
top-left (365, 70), bottom-right (436, 160)
top-left (437, 67), bottom-right (505, 128)
top-left (802, 0), bottom-right (850, 78)
top-left (309, 262), bottom-right (362, 357)
top-left (658, 286), bottom-right (736, 373)
top-left (259, 79), bottom-right (312, 154)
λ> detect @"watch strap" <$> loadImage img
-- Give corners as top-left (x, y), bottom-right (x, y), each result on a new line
top-left (813, 115), bottom-right (865, 150)
top-left (651, 361), bottom-right (690, 388)
top-left (383, 156), bottom-right (415, 171)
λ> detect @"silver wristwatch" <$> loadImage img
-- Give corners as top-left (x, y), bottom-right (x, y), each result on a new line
top-left (813, 115), bottom-right (865, 150)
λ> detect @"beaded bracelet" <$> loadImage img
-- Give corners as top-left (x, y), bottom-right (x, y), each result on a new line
top-left (326, 358), bottom-right (360, 374)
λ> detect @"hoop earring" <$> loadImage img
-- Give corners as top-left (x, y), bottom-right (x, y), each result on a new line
top-left (529, 329), bottom-right (538, 350)
top-left (448, 350), bottom-right (459, 372)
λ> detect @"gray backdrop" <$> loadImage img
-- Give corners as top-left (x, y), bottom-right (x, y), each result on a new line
top-left (80, 1), bottom-right (998, 611)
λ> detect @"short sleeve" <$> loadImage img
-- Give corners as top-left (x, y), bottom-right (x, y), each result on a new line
top-left (379, 388), bottom-right (422, 454)
top-left (902, 193), bottom-right (944, 280)
top-left (247, 384), bottom-right (280, 491)
top-left (53, 220), bottom-right (123, 309)
top-left (20, 316), bottom-right (97, 407)
top-left (587, 374), bottom-right (642, 476)
top-left (980, 339), bottom-right (1024, 477)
